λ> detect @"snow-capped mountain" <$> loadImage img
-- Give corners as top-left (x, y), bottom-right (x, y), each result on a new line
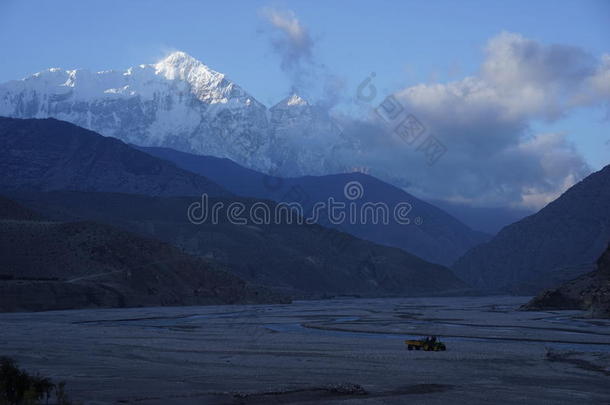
top-left (0, 52), bottom-right (349, 175)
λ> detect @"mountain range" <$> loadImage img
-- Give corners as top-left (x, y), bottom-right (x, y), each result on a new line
top-left (2, 107), bottom-right (608, 311)
top-left (136, 145), bottom-right (488, 266)
top-left (0, 51), bottom-right (349, 177)
top-left (0, 51), bottom-right (535, 234)
top-left (0, 117), bottom-right (470, 301)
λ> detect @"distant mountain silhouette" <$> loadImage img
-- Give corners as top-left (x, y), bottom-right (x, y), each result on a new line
top-left (0, 196), bottom-right (286, 312)
top-left (453, 164), bottom-right (610, 294)
top-left (0, 117), bottom-right (229, 197)
top-left (136, 146), bottom-right (489, 266)
top-left (428, 199), bottom-right (533, 235)
top-left (523, 244), bottom-right (610, 318)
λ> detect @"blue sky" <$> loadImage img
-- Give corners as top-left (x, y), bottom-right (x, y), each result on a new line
top-left (0, 0), bottom-right (608, 207)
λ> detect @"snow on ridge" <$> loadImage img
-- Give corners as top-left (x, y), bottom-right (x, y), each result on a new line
top-left (5, 51), bottom-right (292, 109)
top-left (3, 51), bottom-right (259, 105)
top-left (271, 93), bottom-right (310, 109)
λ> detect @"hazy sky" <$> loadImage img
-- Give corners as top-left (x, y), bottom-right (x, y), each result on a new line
top-left (1, 0), bottom-right (608, 208)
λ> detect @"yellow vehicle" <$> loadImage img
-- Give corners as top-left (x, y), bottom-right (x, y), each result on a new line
top-left (405, 336), bottom-right (446, 351)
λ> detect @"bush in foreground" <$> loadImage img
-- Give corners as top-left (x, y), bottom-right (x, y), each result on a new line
top-left (0, 357), bottom-right (74, 405)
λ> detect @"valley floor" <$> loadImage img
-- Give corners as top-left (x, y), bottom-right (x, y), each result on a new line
top-left (1, 296), bottom-right (609, 404)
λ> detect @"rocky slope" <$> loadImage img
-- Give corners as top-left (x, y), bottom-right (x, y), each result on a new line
top-left (136, 145), bottom-right (488, 266)
top-left (453, 164), bottom-right (610, 294)
top-left (523, 244), bottom-right (610, 318)
top-left (0, 197), bottom-right (286, 312)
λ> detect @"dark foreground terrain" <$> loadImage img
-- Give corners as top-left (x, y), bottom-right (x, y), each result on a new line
top-left (1, 296), bottom-right (609, 404)
top-left (0, 196), bottom-right (286, 311)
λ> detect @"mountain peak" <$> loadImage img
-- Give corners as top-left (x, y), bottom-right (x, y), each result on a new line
top-left (158, 51), bottom-right (198, 66)
top-left (150, 51), bottom-right (255, 105)
top-left (154, 51), bottom-right (221, 82)
top-left (286, 93), bottom-right (308, 106)
top-left (274, 93), bottom-right (309, 109)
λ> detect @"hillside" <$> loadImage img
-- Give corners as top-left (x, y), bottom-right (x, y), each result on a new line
top-left (0, 117), bottom-right (471, 298)
top-left (0, 197), bottom-right (285, 312)
top-left (453, 164), bottom-right (610, 294)
top-left (0, 117), bottom-right (228, 197)
top-left (9, 190), bottom-right (470, 298)
top-left (136, 146), bottom-right (488, 266)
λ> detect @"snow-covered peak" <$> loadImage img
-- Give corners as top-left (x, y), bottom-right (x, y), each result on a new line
top-left (3, 51), bottom-right (262, 108)
top-left (285, 93), bottom-right (309, 106)
top-left (153, 51), bottom-right (257, 105)
top-left (155, 51), bottom-right (219, 81)
top-left (160, 50), bottom-right (195, 65)
top-left (273, 93), bottom-right (309, 109)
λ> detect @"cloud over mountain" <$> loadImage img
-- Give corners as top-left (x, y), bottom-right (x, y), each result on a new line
top-left (261, 7), bottom-right (314, 93)
top-left (350, 32), bottom-right (609, 209)
top-left (260, 7), bottom-right (344, 107)
top-left (1, 30), bottom-right (607, 211)
top-left (261, 7), bottom-right (313, 72)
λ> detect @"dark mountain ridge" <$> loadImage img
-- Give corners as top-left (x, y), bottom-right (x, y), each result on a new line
top-left (453, 164), bottom-right (610, 294)
top-left (0, 117), bottom-right (229, 197)
top-left (523, 244), bottom-right (610, 318)
top-left (136, 145), bottom-right (489, 266)
top-left (8, 190), bottom-right (470, 298)
top-left (0, 117), bottom-right (470, 298)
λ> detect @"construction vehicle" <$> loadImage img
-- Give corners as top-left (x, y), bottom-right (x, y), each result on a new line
top-left (405, 336), bottom-right (446, 351)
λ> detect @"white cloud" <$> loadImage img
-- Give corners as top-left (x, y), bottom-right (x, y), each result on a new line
top-left (576, 53), bottom-right (610, 109)
top-left (260, 7), bottom-right (344, 106)
top-left (261, 8), bottom-right (313, 78)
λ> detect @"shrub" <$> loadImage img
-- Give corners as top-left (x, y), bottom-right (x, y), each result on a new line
top-left (0, 357), bottom-right (72, 405)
